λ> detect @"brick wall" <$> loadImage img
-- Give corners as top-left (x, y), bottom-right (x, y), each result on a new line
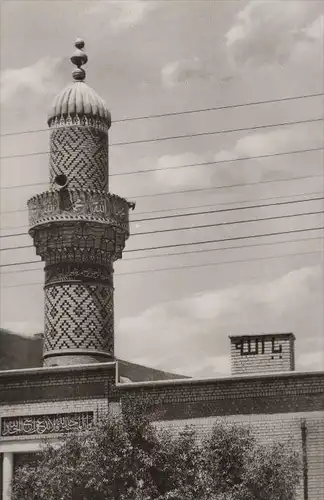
top-left (153, 412), bottom-right (324, 500)
top-left (1, 363), bottom-right (323, 500)
top-left (119, 371), bottom-right (324, 500)
top-left (230, 333), bottom-right (295, 375)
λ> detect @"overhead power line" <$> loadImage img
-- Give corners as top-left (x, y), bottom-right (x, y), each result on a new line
top-left (131, 191), bottom-right (324, 216)
top-left (1, 146), bottom-right (323, 191)
top-left (124, 235), bottom-right (324, 262)
top-left (123, 226), bottom-right (324, 254)
top-left (1, 210), bottom-right (323, 251)
top-left (0, 117), bottom-right (322, 160)
top-left (1, 235), bottom-right (323, 275)
top-left (132, 174), bottom-right (323, 200)
top-left (2, 195), bottom-right (323, 240)
top-left (1, 173), bottom-right (323, 215)
top-left (134, 196), bottom-right (324, 222)
top-left (133, 210), bottom-right (324, 237)
top-left (1, 191), bottom-right (323, 233)
top-left (1, 249), bottom-right (322, 288)
top-left (1, 91), bottom-right (323, 137)
top-left (1, 226), bottom-right (323, 260)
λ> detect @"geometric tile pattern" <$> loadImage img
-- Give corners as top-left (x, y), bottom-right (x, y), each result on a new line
top-left (44, 282), bottom-right (114, 357)
top-left (50, 126), bottom-right (108, 191)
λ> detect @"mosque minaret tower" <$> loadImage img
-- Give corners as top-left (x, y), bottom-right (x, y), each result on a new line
top-left (27, 39), bottom-right (133, 367)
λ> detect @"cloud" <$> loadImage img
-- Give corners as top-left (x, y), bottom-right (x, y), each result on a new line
top-left (161, 58), bottom-right (212, 88)
top-left (117, 266), bottom-right (323, 376)
top-left (225, 0), bottom-right (324, 68)
top-left (0, 56), bottom-right (61, 104)
top-left (220, 123), bottom-right (322, 158)
top-left (298, 351), bottom-right (324, 371)
top-left (86, 0), bottom-right (157, 32)
top-left (149, 121), bottom-right (322, 192)
top-left (151, 152), bottom-right (214, 189)
top-left (212, 123), bottom-right (323, 184)
top-left (111, 0), bottom-right (156, 30)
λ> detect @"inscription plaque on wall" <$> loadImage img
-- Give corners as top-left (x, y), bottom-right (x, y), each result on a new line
top-left (1, 411), bottom-right (94, 437)
top-left (235, 337), bottom-right (283, 356)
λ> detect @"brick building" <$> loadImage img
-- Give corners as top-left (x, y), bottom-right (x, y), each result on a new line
top-left (0, 40), bottom-right (323, 500)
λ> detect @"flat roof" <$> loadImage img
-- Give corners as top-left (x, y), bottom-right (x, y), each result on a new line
top-left (229, 332), bottom-right (295, 340)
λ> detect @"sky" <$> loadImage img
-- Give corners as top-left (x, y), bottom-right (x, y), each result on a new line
top-left (0, 0), bottom-right (323, 377)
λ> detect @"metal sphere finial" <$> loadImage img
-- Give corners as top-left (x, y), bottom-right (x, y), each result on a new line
top-left (75, 37), bottom-right (85, 49)
top-left (71, 38), bottom-right (87, 81)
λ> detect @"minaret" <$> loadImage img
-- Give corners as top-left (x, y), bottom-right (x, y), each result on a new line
top-left (27, 39), bottom-right (132, 366)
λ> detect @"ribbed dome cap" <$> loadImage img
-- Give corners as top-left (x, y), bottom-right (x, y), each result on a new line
top-left (47, 38), bottom-right (111, 128)
top-left (47, 81), bottom-right (111, 127)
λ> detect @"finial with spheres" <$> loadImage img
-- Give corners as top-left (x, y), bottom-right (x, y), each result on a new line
top-left (70, 38), bottom-right (88, 81)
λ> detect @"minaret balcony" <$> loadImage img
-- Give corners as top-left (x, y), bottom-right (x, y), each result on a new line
top-left (27, 188), bottom-right (129, 232)
top-left (27, 189), bottom-right (130, 264)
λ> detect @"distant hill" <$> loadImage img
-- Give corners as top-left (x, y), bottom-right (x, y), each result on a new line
top-left (117, 359), bottom-right (188, 382)
top-left (0, 328), bottom-right (43, 370)
top-left (0, 329), bottom-right (188, 381)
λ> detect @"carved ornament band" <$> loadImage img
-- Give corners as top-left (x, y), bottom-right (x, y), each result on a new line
top-left (28, 189), bottom-right (129, 233)
top-left (35, 246), bottom-right (122, 266)
top-left (45, 263), bottom-right (114, 286)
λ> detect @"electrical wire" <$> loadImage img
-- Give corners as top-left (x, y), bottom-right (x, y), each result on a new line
top-left (1, 226), bottom-right (323, 261)
top-left (1, 211), bottom-right (323, 251)
top-left (1, 195), bottom-right (323, 240)
top-left (133, 210), bottom-right (324, 237)
top-left (1, 117), bottom-right (322, 160)
top-left (1, 191), bottom-right (323, 233)
top-left (130, 191), bottom-right (324, 216)
top-left (123, 226), bottom-right (324, 253)
top-left (1, 173), bottom-right (323, 215)
top-left (1, 249), bottom-right (322, 288)
top-left (1, 146), bottom-right (323, 190)
top-left (131, 174), bottom-right (324, 200)
top-left (133, 196), bottom-right (324, 222)
top-left (1, 235), bottom-right (323, 275)
top-left (1, 91), bottom-right (322, 137)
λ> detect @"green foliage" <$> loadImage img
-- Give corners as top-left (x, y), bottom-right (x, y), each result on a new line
top-left (12, 399), bottom-right (301, 500)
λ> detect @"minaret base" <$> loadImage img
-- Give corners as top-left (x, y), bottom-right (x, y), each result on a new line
top-left (44, 351), bottom-right (113, 367)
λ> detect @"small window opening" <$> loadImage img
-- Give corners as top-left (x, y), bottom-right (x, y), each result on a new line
top-left (54, 174), bottom-right (68, 187)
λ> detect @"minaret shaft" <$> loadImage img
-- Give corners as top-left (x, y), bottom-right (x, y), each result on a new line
top-left (50, 125), bottom-right (109, 191)
top-left (44, 261), bottom-right (114, 366)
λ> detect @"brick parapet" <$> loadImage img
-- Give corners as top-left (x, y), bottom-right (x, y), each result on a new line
top-left (1, 364), bottom-right (323, 413)
top-left (0, 362), bottom-right (119, 405)
top-left (118, 371), bottom-right (324, 419)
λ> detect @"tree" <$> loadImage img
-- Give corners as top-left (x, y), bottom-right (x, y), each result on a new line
top-left (12, 399), bottom-right (301, 500)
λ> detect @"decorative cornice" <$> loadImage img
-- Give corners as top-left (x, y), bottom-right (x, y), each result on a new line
top-left (31, 240), bottom-right (125, 265)
top-left (48, 113), bottom-right (110, 132)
